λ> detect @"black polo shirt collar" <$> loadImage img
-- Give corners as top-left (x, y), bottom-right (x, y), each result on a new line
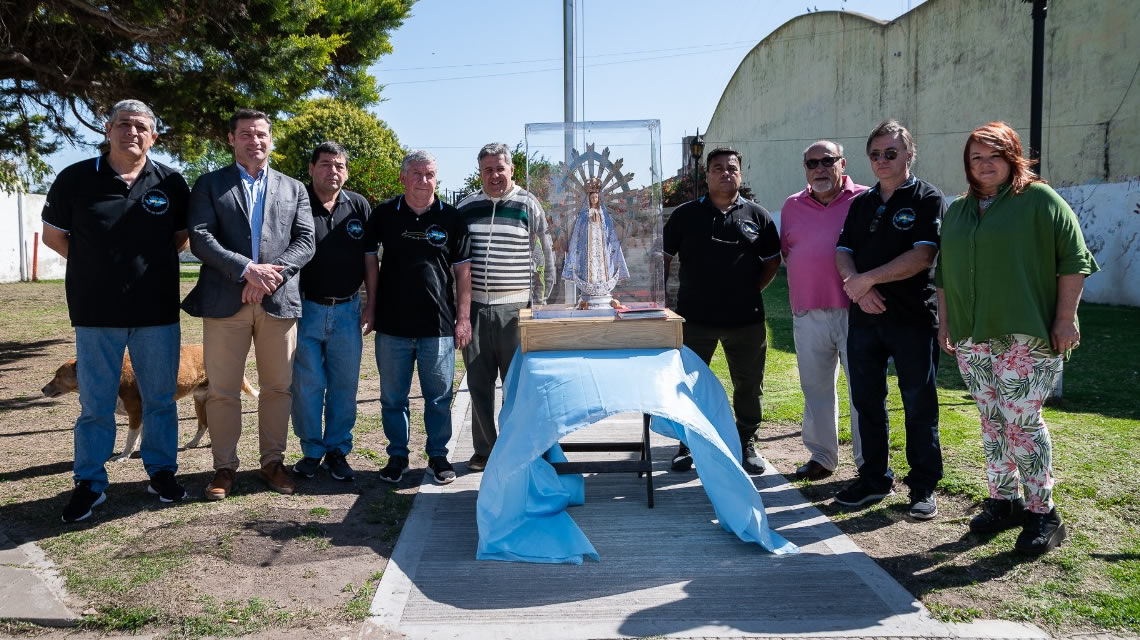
top-left (307, 185), bottom-right (348, 215)
top-left (867, 174), bottom-right (917, 200)
top-left (698, 193), bottom-right (748, 211)
top-left (395, 195), bottom-right (444, 212)
top-left (95, 153), bottom-right (156, 189)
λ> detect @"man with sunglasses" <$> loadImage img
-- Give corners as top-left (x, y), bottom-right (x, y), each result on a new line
top-left (663, 147), bottom-right (781, 475)
top-left (780, 141), bottom-right (867, 482)
top-left (832, 119), bottom-right (945, 520)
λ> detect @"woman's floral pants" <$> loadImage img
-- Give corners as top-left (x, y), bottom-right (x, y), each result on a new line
top-left (954, 334), bottom-right (1063, 514)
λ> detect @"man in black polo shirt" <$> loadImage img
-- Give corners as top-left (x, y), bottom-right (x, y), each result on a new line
top-left (663, 147), bottom-right (781, 475)
top-left (289, 141), bottom-right (372, 482)
top-left (363, 150), bottom-right (472, 486)
top-left (833, 119), bottom-right (945, 520)
top-left (41, 99), bottom-right (191, 522)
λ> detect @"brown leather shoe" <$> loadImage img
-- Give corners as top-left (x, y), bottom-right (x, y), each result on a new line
top-left (205, 468), bottom-right (236, 501)
top-left (260, 460), bottom-right (296, 495)
top-left (795, 460), bottom-right (834, 481)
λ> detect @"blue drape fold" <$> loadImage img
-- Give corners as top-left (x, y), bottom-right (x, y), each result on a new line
top-left (475, 347), bottom-right (799, 564)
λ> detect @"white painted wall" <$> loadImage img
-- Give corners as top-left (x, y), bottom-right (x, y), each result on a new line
top-left (1056, 180), bottom-right (1140, 307)
top-left (0, 191), bottom-right (64, 283)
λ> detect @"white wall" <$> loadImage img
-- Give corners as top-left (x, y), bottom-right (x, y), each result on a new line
top-left (0, 191), bottom-right (64, 283)
top-left (1057, 180), bottom-right (1140, 307)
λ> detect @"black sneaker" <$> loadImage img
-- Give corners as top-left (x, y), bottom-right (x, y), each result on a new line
top-left (834, 477), bottom-right (894, 506)
top-left (61, 480), bottom-right (106, 523)
top-left (467, 453), bottom-right (489, 472)
top-left (671, 444), bottom-right (693, 472)
top-left (741, 443), bottom-right (767, 475)
top-left (970, 497), bottom-right (1027, 533)
top-left (908, 489), bottom-right (938, 520)
top-left (1015, 508), bottom-right (1067, 556)
top-left (324, 450), bottom-right (355, 481)
top-left (379, 455), bottom-right (408, 484)
top-left (147, 470), bottom-right (188, 503)
top-left (427, 456), bottom-right (456, 485)
top-left (293, 456), bottom-right (322, 479)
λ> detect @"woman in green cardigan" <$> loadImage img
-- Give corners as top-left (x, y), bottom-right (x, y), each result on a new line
top-left (935, 122), bottom-right (1099, 556)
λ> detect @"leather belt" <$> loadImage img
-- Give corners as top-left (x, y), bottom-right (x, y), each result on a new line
top-left (306, 294), bottom-right (356, 306)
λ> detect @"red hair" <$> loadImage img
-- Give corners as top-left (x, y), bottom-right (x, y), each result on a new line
top-left (963, 122), bottom-right (1044, 198)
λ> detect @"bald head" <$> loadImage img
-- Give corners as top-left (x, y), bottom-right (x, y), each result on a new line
top-left (802, 140), bottom-right (846, 204)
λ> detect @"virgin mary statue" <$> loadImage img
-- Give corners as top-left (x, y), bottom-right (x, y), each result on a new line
top-left (562, 177), bottom-right (629, 309)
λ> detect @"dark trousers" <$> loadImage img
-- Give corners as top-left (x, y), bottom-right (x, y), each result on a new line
top-left (847, 324), bottom-right (943, 493)
top-left (683, 320), bottom-right (767, 444)
top-left (461, 301), bottom-right (526, 457)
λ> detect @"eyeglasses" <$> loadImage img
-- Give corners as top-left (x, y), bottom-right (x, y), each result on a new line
top-left (804, 156), bottom-right (841, 170)
top-left (868, 149), bottom-right (900, 162)
top-left (869, 204), bottom-right (887, 232)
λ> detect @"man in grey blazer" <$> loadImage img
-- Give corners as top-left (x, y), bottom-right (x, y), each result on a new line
top-left (182, 108), bottom-right (315, 500)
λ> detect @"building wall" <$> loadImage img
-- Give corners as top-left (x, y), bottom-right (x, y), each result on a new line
top-left (0, 191), bottom-right (65, 283)
top-left (703, 0), bottom-right (1140, 306)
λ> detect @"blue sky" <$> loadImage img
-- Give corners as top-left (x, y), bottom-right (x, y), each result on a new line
top-left (45, 0), bottom-right (924, 190)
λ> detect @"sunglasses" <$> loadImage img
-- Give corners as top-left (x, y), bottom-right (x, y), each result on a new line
top-left (804, 156), bottom-right (841, 170)
top-left (868, 149), bottom-right (900, 162)
top-left (869, 204), bottom-right (888, 232)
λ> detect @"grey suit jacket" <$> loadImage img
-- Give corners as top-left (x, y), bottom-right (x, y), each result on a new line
top-left (182, 165), bottom-right (315, 319)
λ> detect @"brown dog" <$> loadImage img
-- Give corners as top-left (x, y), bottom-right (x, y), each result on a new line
top-left (41, 344), bottom-right (257, 461)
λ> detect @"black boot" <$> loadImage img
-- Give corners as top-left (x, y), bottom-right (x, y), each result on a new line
top-left (969, 497), bottom-right (1026, 534)
top-left (1015, 507), bottom-right (1067, 556)
top-left (671, 443), bottom-right (693, 472)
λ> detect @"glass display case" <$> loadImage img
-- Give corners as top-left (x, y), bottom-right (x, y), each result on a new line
top-left (524, 120), bottom-right (665, 319)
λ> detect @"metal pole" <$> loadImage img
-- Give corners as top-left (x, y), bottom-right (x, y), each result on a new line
top-left (1022, 1), bottom-right (1060, 399)
top-left (16, 187), bottom-right (27, 281)
top-left (1028, 0), bottom-right (1047, 168)
top-left (563, 0), bottom-right (576, 163)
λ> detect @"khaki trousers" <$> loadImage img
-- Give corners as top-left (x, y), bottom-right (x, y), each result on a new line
top-left (792, 307), bottom-right (862, 471)
top-left (203, 303), bottom-right (297, 470)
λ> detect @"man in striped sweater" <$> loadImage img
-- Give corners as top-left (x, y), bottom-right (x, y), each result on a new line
top-left (456, 143), bottom-right (556, 471)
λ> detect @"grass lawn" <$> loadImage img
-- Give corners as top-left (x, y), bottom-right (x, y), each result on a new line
top-left (704, 270), bottom-right (1140, 633)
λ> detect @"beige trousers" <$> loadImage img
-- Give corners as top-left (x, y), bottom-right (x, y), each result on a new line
top-left (203, 303), bottom-right (297, 470)
top-left (792, 307), bottom-right (862, 471)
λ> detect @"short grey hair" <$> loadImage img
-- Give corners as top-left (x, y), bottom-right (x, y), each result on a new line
top-left (477, 142), bottom-right (511, 164)
top-left (803, 140), bottom-right (844, 160)
top-left (401, 149), bottom-right (436, 173)
top-left (108, 99), bottom-right (157, 132)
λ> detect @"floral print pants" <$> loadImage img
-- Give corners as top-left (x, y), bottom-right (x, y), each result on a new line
top-left (954, 334), bottom-right (1063, 514)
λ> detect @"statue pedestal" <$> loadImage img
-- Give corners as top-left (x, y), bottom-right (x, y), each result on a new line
top-left (518, 308), bottom-right (683, 353)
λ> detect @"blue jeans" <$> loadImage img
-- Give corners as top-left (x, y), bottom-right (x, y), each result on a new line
top-left (73, 324), bottom-right (180, 493)
top-left (847, 324), bottom-right (943, 493)
top-left (291, 297), bottom-right (363, 459)
top-left (376, 333), bottom-right (454, 458)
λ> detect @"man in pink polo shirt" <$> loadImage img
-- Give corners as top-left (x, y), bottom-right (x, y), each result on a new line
top-left (781, 140), bottom-right (867, 481)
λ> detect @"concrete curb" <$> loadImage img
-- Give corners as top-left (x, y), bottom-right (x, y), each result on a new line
top-left (0, 527), bottom-right (79, 626)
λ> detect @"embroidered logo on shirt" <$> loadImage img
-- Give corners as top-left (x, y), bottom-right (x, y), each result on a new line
top-left (892, 208), bottom-right (916, 230)
top-left (402, 224), bottom-right (448, 247)
top-left (141, 189), bottom-right (170, 215)
top-left (346, 219), bottom-right (364, 239)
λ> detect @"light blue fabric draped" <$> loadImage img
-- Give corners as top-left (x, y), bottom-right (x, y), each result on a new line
top-left (475, 347), bottom-right (799, 564)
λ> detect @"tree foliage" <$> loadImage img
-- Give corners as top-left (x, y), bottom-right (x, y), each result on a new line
top-left (0, 0), bottom-right (413, 190)
top-left (271, 98), bottom-right (403, 204)
top-left (0, 111), bottom-right (56, 193)
top-left (180, 141), bottom-right (233, 188)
